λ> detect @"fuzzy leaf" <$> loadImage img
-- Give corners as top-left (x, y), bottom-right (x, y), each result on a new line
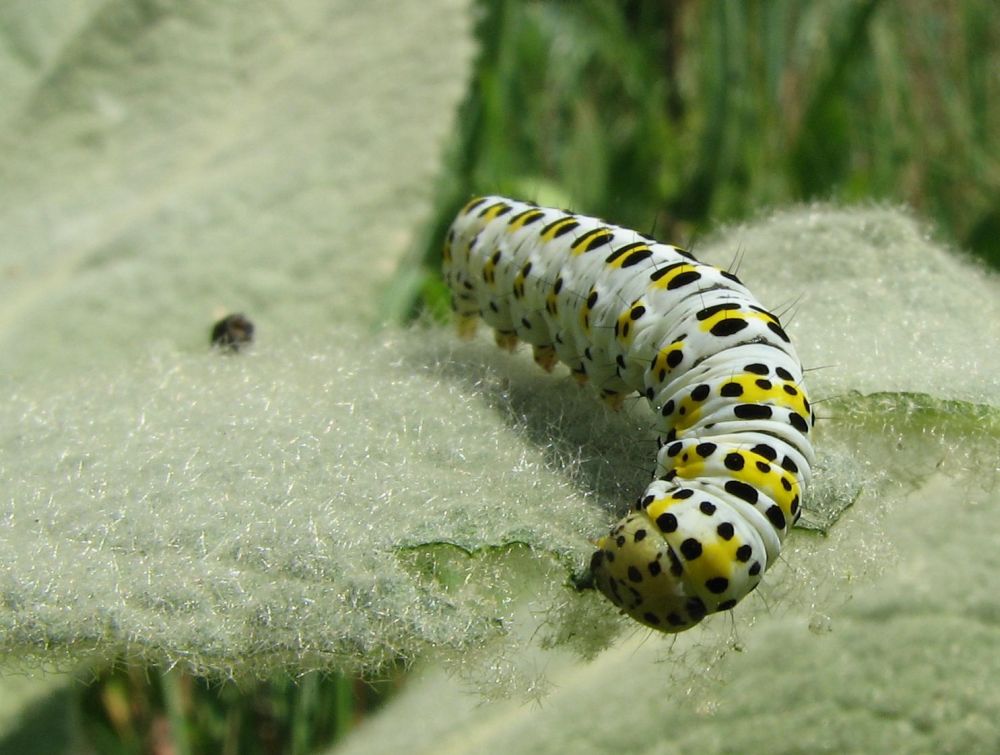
top-left (331, 205), bottom-right (1000, 753)
top-left (0, 0), bottom-right (477, 708)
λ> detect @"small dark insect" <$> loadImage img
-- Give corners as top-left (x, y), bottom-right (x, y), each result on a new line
top-left (211, 313), bottom-right (254, 352)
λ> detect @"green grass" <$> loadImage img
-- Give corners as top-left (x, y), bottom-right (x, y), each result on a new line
top-left (67, 661), bottom-right (400, 755)
top-left (401, 0), bottom-right (1000, 327)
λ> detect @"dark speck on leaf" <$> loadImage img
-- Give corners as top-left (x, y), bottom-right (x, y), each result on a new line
top-left (211, 313), bottom-right (255, 352)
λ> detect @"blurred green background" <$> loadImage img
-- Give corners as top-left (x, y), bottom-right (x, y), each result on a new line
top-left (6, 0), bottom-right (999, 752)
top-left (397, 0), bottom-right (1000, 325)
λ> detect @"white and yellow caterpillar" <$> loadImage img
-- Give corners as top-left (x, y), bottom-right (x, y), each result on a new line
top-left (443, 196), bottom-right (814, 632)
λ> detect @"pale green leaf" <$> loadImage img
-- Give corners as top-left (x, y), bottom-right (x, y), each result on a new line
top-left (331, 205), bottom-right (1000, 754)
top-left (0, 0), bottom-right (477, 730)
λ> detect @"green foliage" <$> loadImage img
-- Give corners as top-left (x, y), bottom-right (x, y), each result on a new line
top-left (72, 664), bottom-right (398, 755)
top-left (404, 0), bottom-right (1000, 317)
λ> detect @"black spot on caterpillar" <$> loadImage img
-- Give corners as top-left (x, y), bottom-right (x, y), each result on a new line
top-left (443, 196), bottom-right (814, 633)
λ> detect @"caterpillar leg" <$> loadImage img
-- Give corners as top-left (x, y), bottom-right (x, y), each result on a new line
top-left (494, 329), bottom-right (519, 352)
top-left (600, 390), bottom-right (625, 411)
top-left (532, 344), bottom-right (558, 372)
top-left (456, 315), bottom-right (478, 340)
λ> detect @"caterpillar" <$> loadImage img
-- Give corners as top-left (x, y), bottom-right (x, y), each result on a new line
top-left (442, 196), bottom-right (815, 633)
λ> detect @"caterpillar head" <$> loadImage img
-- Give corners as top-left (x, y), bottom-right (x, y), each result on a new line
top-left (589, 512), bottom-right (707, 633)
